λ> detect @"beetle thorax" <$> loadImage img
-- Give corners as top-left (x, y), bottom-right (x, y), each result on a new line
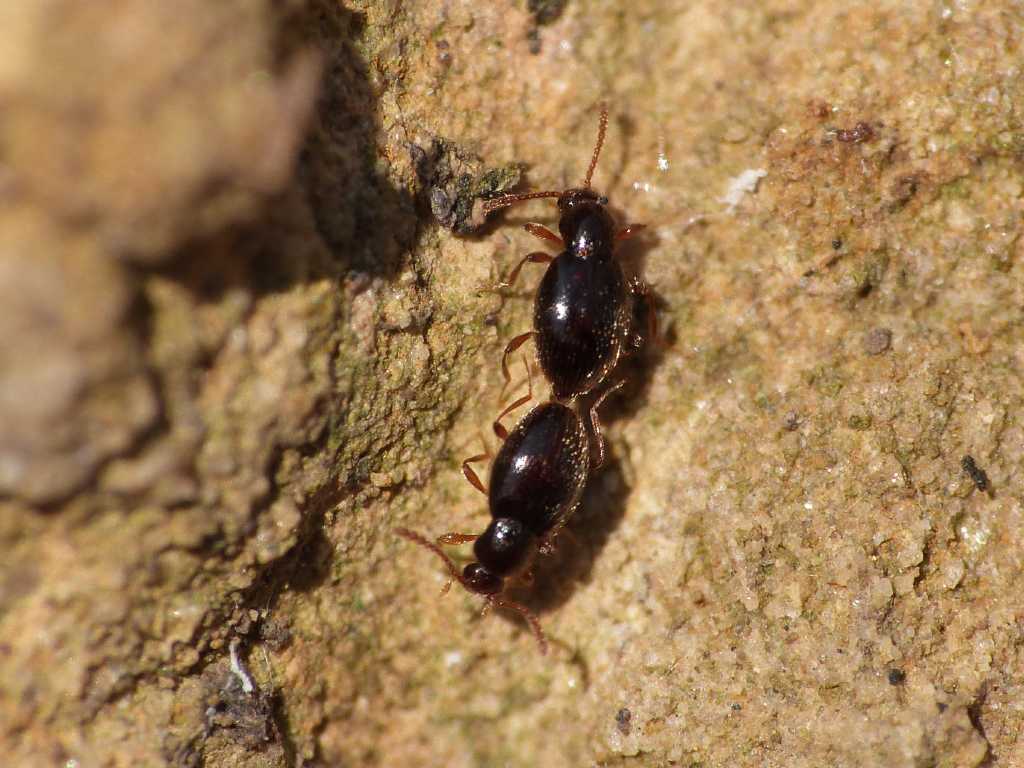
top-left (557, 191), bottom-right (614, 259)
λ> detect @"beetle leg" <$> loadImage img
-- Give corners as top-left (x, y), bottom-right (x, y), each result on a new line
top-left (493, 356), bottom-right (534, 440)
top-left (588, 380), bottom-right (626, 469)
top-left (500, 331), bottom-right (535, 389)
top-left (499, 251), bottom-right (554, 290)
top-left (437, 532), bottom-right (480, 545)
top-left (460, 454), bottom-right (489, 496)
top-left (524, 223), bottom-right (563, 245)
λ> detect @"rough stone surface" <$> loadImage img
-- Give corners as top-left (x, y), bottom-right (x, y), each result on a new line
top-left (1, 1), bottom-right (1022, 767)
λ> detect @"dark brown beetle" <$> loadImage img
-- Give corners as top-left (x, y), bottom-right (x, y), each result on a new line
top-left (397, 374), bottom-right (622, 654)
top-left (482, 104), bottom-right (655, 401)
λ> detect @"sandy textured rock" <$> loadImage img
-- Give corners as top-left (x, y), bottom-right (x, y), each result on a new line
top-left (1, 1), bottom-right (1022, 767)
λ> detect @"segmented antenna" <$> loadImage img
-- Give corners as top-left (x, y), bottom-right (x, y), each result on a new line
top-left (482, 190), bottom-right (562, 215)
top-left (396, 526), bottom-right (549, 655)
top-left (584, 102), bottom-right (609, 188)
top-left (481, 102), bottom-right (610, 216)
top-left (396, 527), bottom-right (467, 590)
top-left (490, 597), bottom-right (548, 655)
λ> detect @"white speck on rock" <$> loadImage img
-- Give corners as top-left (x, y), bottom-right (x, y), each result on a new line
top-left (444, 650), bottom-right (462, 668)
top-left (720, 168), bottom-right (767, 212)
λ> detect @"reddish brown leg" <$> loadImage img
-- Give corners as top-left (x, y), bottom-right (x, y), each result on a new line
top-left (437, 533), bottom-right (479, 545)
top-left (499, 371), bottom-right (529, 408)
top-left (493, 393), bottom-right (532, 440)
top-left (461, 454), bottom-right (489, 496)
top-left (500, 331), bottom-right (535, 388)
top-left (524, 222), bottom-right (563, 245)
top-left (616, 223), bottom-right (647, 241)
top-left (589, 380), bottom-right (626, 469)
top-left (500, 251), bottom-right (554, 290)
top-left (494, 357), bottom-right (534, 440)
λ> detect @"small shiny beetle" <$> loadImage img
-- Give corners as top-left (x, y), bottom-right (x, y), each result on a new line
top-left (397, 373), bottom-right (622, 654)
top-left (482, 104), bottom-right (655, 401)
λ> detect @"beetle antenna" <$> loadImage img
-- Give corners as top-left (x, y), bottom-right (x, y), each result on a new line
top-left (396, 527), bottom-right (468, 591)
top-left (584, 102), bottom-right (609, 188)
top-left (398, 528), bottom-right (548, 654)
top-left (482, 190), bottom-right (563, 215)
top-left (490, 596), bottom-right (548, 655)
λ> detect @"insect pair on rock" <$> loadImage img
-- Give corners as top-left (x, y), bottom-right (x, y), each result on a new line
top-left (397, 105), bottom-right (655, 654)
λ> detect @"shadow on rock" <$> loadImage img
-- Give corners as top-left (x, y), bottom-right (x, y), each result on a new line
top-left (161, 2), bottom-right (419, 302)
top-left (502, 451), bottom-right (630, 621)
top-left (293, 3), bottom-right (417, 281)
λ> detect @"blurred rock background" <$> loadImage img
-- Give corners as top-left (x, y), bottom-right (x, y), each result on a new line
top-left (0, 1), bottom-right (1021, 766)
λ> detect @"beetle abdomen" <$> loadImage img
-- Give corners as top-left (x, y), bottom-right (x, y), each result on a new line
top-left (488, 402), bottom-right (589, 537)
top-left (534, 254), bottom-right (628, 400)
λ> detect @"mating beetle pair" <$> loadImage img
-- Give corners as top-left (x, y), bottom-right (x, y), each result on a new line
top-left (398, 105), bottom-right (655, 653)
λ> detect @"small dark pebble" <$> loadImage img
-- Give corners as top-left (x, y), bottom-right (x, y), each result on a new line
top-left (888, 668), bottom-right (906, 685)
top-left (961, 455), bottom-right (990, 492)
top-left (831, 238), bottom-right (843, 250)
top-left (615, 708), bottom-right (632, 735)
top-left (863, 328), bottom-right (892, 356)
top-left (528, 0), bottom-right (568, 25)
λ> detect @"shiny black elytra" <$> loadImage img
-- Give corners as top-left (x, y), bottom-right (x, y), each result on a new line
top-left (482, 104), bottom-right (654, 401)
top-left (396, 384), bottom-right (620, 655)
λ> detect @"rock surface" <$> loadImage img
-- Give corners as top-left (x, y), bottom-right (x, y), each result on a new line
top-left (1, 1), bottom-right (1021, 766)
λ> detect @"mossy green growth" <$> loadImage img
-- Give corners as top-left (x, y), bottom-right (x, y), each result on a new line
top-left (803, 364), bottom-right (845, 398)
top-left (939, 177), bottom-right (971, 200)
top-left (475, 165), bottom-right (523, 198)
top-left (847, 414), bottom-right (873, 431)
top-left (841, 250), bottom-right (889, 305)
top-left (424, 138), bottom-right (522, 233)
